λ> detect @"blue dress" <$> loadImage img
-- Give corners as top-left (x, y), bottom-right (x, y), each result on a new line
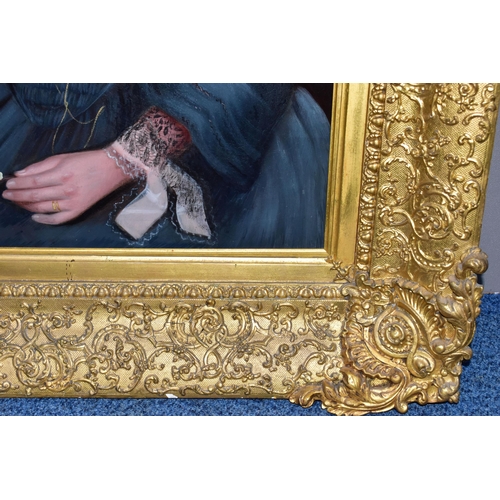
top-left (0, 84), bottom-right (330, 248)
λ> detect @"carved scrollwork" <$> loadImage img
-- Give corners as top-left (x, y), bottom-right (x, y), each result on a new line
top-left (367, 83), bottom-right (497, 292)
top-left (0, 287), bottom-right (345, 398)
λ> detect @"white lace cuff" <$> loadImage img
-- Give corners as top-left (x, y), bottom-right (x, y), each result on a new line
top-left (104, 143), bottom-right (147, 180)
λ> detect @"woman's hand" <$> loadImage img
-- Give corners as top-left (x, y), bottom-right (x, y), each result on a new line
top-left (2, 150), bottom-right (134, 224)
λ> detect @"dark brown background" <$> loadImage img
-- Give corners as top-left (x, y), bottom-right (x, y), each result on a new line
top-left (299, 83), bottom-right (333, 121)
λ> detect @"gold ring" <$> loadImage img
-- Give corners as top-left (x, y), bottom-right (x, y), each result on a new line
top-left (52, 201), bottom-right (61, 212)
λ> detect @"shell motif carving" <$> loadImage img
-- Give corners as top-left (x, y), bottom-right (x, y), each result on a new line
top-left (290, 247), bottom-right (487, 415)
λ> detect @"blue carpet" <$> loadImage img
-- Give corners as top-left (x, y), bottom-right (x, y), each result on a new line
top-left (1, 294), bottom-right (499, 416)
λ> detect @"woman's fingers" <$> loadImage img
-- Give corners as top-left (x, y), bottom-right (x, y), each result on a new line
top-left (15, 156), bottom-right (60, 177)
top-left (14, 200), bottom-right (66, 213)
top-left (32, 211), bottom-right (74, 225)
top-left (2, 185), bottom-right (71, 204)
top-left (6, 160), bottom-right (74, 189)
top-left (6, 168), bottom-right (68, 190)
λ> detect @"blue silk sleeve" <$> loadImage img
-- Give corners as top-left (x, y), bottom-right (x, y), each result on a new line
top-left (139, 84), bottom-right (295, 190)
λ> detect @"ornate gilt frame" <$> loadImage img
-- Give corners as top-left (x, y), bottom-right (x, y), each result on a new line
top-left (0, 83), bottom-right (496, 415)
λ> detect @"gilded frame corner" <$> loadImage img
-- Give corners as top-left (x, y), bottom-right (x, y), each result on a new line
top-left (0, 83), bottom-right (497, 415)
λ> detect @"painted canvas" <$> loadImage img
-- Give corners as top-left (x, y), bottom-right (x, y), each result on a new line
top-left (0, 84), bottom-right (332, 249)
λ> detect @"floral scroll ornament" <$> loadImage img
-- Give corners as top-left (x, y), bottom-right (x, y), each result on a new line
top-left (370, 84), bottom-right (496, 291)
top-left (0, 289), bottom-right (345, 398)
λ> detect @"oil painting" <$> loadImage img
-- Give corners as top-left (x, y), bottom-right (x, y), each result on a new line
top-left (0, 83), bottom-right (496, 416)
top-left (0, 83), bottom-right (332, 249)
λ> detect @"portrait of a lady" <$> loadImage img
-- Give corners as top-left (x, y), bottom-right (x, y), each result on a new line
top-left (0, 83), bottom-right (331, 248)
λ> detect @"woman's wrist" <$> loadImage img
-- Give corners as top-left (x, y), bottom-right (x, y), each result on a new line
top-left (104, 143), bottom-right (148, 180)
top-left (112, 107), bottom-right (191, 173)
